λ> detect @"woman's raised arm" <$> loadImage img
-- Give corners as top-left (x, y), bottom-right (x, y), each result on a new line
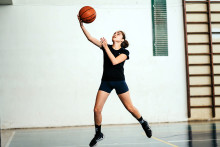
top-left (77, 15), bottom-right (102, 48)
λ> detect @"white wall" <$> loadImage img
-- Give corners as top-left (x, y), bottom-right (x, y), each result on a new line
top-left (0, 0), bottom-right (188, 129)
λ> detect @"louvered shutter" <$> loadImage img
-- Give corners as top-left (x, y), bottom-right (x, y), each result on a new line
top-left (151, 0), bottom-right (168, 56)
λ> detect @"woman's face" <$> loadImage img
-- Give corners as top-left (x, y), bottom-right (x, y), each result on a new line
top-left (112, 31), bottom-right (124, 43)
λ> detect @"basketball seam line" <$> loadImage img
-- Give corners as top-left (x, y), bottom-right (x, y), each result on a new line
top-left (82, 13), bottom-right (96, 20)
top-left (79, 7), bottom-right (94, 18)
top-left (83, 16), bottom-right (96, 23)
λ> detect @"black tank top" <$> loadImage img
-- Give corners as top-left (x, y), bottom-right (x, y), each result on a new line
top-left (100, 44), bottom-right (129, 81)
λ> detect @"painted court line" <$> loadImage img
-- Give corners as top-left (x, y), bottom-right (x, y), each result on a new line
top-left (142, 133), bottom-right (178, 147)
top-left (152, 136), bottom-right (179, 147)
top-left (5, 131), bottom-right (15, 147)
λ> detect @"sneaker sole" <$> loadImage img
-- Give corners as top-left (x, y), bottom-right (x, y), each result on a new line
top-left (145, 129), bottom-right (152, 138)
top-left (142, 126), bottom-right (152, 138)
top-left (90, 134), bottom-right (105, 147)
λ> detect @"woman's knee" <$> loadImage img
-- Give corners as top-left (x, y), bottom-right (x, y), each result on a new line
top-left (94, 107), bottom-right (102, 114)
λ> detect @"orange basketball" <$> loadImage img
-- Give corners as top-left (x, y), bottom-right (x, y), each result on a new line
top-left (79, 6), bottom-right (96, 23)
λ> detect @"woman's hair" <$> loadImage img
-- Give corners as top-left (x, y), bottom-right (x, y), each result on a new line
top-left (119, 30), bottom-right (129, 48)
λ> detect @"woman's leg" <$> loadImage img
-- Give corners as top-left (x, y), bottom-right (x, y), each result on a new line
top-left (117, 90), bottom-right (141, 119)
top-left (89, 90), bottom-right (110, 147)
top-left (117, 90), bottom-right (152, 138)
top-left (94, 90), bottom-right (110, 125)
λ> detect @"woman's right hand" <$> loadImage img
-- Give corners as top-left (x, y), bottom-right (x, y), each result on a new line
top-left (77, 13), bottom-right (102, 48)
top-left (77, 14), bottom-right (83, 27)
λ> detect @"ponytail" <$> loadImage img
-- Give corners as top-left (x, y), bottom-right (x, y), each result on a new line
top-left (121, 39), bottom-right (129, 48)
top-left (119, 30), bottom-right (129, 48)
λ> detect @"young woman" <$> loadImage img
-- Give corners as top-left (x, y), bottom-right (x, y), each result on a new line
top-left (77, 15), bottom-right (152, 147)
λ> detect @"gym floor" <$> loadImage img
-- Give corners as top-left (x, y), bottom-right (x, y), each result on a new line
top-left (2, 121), bottom-right (220, 147)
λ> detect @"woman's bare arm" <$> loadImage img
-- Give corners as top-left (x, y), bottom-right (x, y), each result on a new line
top-left (78, 15), bottom-right (102, 48)
top-left (100, 37), bottom-right (127, 65)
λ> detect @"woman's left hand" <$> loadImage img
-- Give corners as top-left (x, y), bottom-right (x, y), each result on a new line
top-left (100, 37), bottom-right (108, 49)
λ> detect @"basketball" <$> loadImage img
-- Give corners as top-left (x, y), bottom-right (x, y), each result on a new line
top-left (79, 6), bottom-right (96, 23)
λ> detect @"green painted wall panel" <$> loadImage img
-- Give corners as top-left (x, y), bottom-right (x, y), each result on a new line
top-left (151, 0), bottom-right (168, 56)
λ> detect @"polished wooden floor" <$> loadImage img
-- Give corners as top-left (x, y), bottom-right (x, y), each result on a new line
top-left (2, 121), bottom-right (220, 147)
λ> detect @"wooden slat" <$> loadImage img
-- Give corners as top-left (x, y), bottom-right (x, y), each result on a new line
top-left (185, 1), bottom-right (208, 3)
top-left (186, 11), bottom-right (208, 14)
top-left (190, 84), bottom-right (212, 87)
top-left (211, 11), bottom-right (220, 13)
top-left (190, 84), bottom-right (220, 87)
top-left (189, 74), bottom-right (211, 76)
top-left (189, 74), bottom-right (220, 76)
top-left (191, 105), bottom-right (220, 108)
top-left (185, 1), bottom-right (220, 4)
top-left (212, 22), bottom-right (220, 24)
top-left (186, 11), bottom-right (220, 14)
top-left (188, 53), bottom-right (220, 55)
top-left (187, 22), bottom-right (208, 24)
top-left (188, 53), bottom-right (211, 55)
top-left (188, 53), bottom-right (220, 56)
top-left (188, 43), bottom-right (210, 45)
top-left (187, 32), bottom-right (209, 34)
top-left (189, 63), bottom-right (210, 66)
top-left (191, 106), bottom-right (212, 108)
top-left (191, 95), bottom-right (220, 98)
top-left (211, 1), bottom-right (220, 3)
top-left (190, 95), bottom-right (212, 97)
top-left (189, 63), bottom-right (220, 65)
top-left (190, 97), bottom-right (210, 99)
top-left (187, 22), bottom-right (220, 24)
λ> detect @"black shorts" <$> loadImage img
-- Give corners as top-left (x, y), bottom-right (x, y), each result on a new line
top-left (98, 80), bottom-right (129, 95)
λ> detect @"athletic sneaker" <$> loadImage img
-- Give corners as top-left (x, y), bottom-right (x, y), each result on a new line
top-left (89, 132), bottom-right (105, 147)
top-left (142, 121), bottom-right (152, 138)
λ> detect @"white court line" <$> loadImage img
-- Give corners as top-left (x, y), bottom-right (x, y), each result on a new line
top-left (5, 131), bottom-right (15, 147)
